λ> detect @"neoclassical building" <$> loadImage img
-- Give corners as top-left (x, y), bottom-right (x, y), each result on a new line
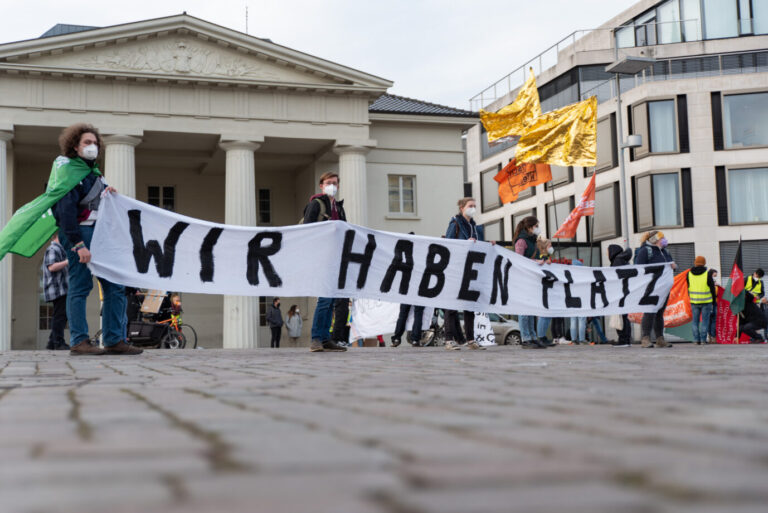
top-left (0, 15), bottom-right (477, 350)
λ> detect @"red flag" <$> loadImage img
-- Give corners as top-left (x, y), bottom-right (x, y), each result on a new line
top-left (552, 174), bottom-right (596, 239)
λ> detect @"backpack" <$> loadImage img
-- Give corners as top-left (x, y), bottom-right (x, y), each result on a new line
top-left (633, 245), bottom-right (654, 265)
top-left (298, 197), bottom-right (328, 224)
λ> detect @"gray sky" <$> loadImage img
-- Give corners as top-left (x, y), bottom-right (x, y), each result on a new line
top-left (0, 0), bottom-right (638, 110)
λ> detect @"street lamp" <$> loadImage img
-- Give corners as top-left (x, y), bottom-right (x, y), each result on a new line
top-left (605, 56), bottom-right (656, 249)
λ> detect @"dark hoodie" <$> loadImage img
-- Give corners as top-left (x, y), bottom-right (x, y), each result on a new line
top-left (608, 244), bottom-right (632, 267)
top-left (302, 194), bottom-right (346, 224)
top-left (687, 266), bottom-right (717, 303)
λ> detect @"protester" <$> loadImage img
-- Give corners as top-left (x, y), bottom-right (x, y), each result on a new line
top-left (285, 305), bottom-right (303, 345)
top-left (303, 171), bottom-right (348, 352)
top-left (687, 256), bottom-right (716, 345)
top-left (266, 297), bottom-right (283, 348)
top-left (587, 317), bottom-right (608, 345)
top-left (745, 268), bottom-right (766, 340)
top-left (708, 270), bottom-right (719, 342)
top-left (391, 233), bottom-right (425, 348)
top-left (567, 260), bottom-right (587, 345)
top-left (534, 238), bottom-right (556, 347)
top-left (635, 230), bottom-right (677, 348)
top-left (740, 291), bottom-right (767, 343)
top-left (513, 215), bottom-right (548, 349)
top-left (608, 244), bottom-right (633, 347)
top-left (42, 232), bottom-right (69, 350)
top-left (51, 124), bottom-right (138, 355)
top-left (443, 198), bottom-right (488, 350)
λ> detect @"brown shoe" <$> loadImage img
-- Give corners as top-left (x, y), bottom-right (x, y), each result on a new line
top-left (104, 341), bottom-right (143, 355)
top-left (70, 340), bottom-right (106, 356)
top-left (640, 336), bottom-right (653, 348)
top-left (656, 337), bottom-right (672, 348)
top-left (310, 339), bottom-right (324, 352)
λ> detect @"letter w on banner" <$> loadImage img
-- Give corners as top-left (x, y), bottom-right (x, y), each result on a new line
top-left (552, 174), bottom-right (596, 239)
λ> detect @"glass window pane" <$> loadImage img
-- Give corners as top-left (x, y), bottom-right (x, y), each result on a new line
top-left (616, 25), bottom-right (635, 48)
top-left (593, 184), bottom-right (618, 239)
top-left (596, 116), bottom-right (615, 171)
top-left (632, 103), bottom-right (650, 157)
top-left (755, 0), bottom-right (768, 34)
top-left (550, 166), bottom-right (571, 186)
top-left (388, 191), bottom-right (400, 213)
top-left (728, 167), bottom-right (768, 223)
top-left (484, 219), bottom-right (503, 241)
top-left (723, 92), bottom-right (768, 148)
top-left (402, 200), bottom-right (415, 213)
top-left (658, 0), bottom-right (682, 43)
top-left (548, 198), bottom-right (573, 241)
top-left (402, 176), bottom-right (414, 191)
top-left (652, 173), bottom-right (681, 226)
top-left (739, 0), bottom-right (752, 34)
top-left (681, 0), bottom-right (703, 40)
top-left (636, 175), bottom-right (653, 229)
top-left (648, 100), bottom-right (678, 152)
top-left (702, 0), bottom-right (739, 39)
top-left (481, 169), bottom-right (501, 211)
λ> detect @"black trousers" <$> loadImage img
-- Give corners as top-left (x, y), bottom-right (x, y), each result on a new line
top-left (331, 299), bottom-right (350, 343)
top-left (741, 321), bottom-right (766, 341)
top-left (551, 318), bottom-right (566, 339)
top-left (444, 310), bottom-right (474, 343)
top-left (393, 304), bottom-right (425, 342)
top-left (48, 295), bottom-right (67, 348)
top-left (617, 314), bottom-right (631, 344)
top-left (270, 326), bottom-right (281, 348)
top-left (641, 295), bottom-right (669, 339)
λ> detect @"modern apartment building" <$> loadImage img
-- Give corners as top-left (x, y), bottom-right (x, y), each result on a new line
top-left (467, 0), bottom-right (768, 278)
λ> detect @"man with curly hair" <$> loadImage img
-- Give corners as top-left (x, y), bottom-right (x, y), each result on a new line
top-left (51, 124), bottom-right (141, 355)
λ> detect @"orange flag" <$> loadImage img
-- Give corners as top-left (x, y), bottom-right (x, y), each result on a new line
top-left (493, 159), bottom-right (552, 204)
top-left (552, 174), bottom-right (596, 239)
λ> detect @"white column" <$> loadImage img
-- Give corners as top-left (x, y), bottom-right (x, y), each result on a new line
top-left (103, 135), bottom-right (141, 198)
top-left (333, 145), bottom-right (370, 226)
top-left (220, 140), bottom-right (261, 349)
top-left (0, 131), bottom-right (13, 351)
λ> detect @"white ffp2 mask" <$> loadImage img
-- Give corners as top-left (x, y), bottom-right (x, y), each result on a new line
top-left (323, 184), bottom-right (338, 197)
top-left (82, 144), bottom-right (98, 160)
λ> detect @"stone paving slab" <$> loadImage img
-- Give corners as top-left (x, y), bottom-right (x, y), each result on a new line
top-left (1, 344), bottom-right (768, 513)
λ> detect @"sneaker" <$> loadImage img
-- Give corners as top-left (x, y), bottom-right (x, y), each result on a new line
top-left (310, 339), bottom-right (324, 352)
top-left (539, 337), bottom-right (556, 347)
top-left (444, 340), bottom-right (461, 351)
top-left (103, 341), bottom-right (143, 355)
top-left (521, 340), bottom-right (546, 349)
top-left (466, 340), bottom-right (486, 350)
top-left (322, 340), bottom-right (348, 352)
top-left (70, 340), bottom-right (106, 356)
top-left (391, 336), bottom-right (401, 348)
top-left (611, 341), bottom-right (630, 347)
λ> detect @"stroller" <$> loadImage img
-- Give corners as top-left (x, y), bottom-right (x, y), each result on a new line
top-left (93, 289), bottom-right (197, 349)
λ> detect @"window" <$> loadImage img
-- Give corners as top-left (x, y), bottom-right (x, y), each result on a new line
top-left (616, 25), bottom-right (635, 48)
top-left (635, 10), bottom-right (658, 46)
top-left (259, 297), bottom-right (267, 327)
top-left (682, 0), bottom-right (703, 41)
top-left (38, 266), bottom-right (52, 330)
top-left (634, 172), bottom-right (682, 230)
top-left (740, 0), bottom-right (753, 34)
top-left (658, 0), bottom-right (682, 43)
top-left (595, 114), bottom-right (618, 172)
top-left (723, 92), bottom-right (768, 148)
top-left (148, 186), bottom-right (175, 211)
top-left (258, 189), bottom-right (271, 224)
top-left (388, 175), bottom-right (416, 215)
top-left (480, 126), bottom-right (515, 161)
top-left (590, 183), bottom-right (620, 241)
top-left (702, 0), bottom-right (738, 39)
top-left (480, 168), bottom-right (501, 212)
top-left (755, 0), bottom-right (768, 34)
top-left (545, 166), bottom-right (573, 190)
top-left (720, 239), bottom-right (768, 276)
top-left (666, 243), bottom-right (695, 276)
top-left (483, 218), bottom-right (504, 241)
top-left (728, 167), bottom-right (768, 223)
top-left (632, 99), bottom-right (678, 158)
top-left (546, 196), bottom-right (575, 241)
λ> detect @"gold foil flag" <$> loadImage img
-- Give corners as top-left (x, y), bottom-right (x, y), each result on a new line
top-left (515, 96), bottom-right (597, 168)
top-left (479, 68), bottom-right (541, 143)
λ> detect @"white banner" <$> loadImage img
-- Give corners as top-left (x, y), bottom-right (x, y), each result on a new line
top-left (474, 314), bottom-right (496, 347)
top-left (89, 194), bottom-right (674, 317)
top-left (350, 299), bottom-right (434, 340)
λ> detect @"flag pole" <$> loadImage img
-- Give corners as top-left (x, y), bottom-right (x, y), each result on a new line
top-left (588, 211), bottom-right (595, 266)
top-left (550, 185), bottom-right (561, 260)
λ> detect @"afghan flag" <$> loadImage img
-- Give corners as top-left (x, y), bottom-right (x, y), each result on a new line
top-left (0, 156), bottom-right (101, 260)
top-left (723, 241), bottom-right (745, 315)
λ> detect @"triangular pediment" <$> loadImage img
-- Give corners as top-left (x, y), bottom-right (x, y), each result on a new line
top-left (0, 14), bottom-right (392, 91)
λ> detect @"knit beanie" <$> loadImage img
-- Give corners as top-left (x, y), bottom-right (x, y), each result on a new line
top-left (695, 256), bottom-right (706, 267)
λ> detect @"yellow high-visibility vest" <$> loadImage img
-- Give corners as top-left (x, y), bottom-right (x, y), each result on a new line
top-left (746, 276), bottom-right (763, 302)
top-left (688, 272), bottom-right (712, 304)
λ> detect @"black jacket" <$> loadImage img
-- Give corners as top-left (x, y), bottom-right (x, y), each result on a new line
top-left (51, 169), bottom-right (100, 247)
top-left (742, 292), bottom-right (767, 328)
top-left (608, 244), bottom-right (632, 267)
top-left (302, 194), bottom-right (346, 224)
top-left (266, 304), bottom-right (283, 328)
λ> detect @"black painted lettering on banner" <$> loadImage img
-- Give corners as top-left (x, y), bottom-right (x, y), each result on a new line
top-left (590, 270), bottom-right (608, 309)
top-left (458, 251), bottom-right (486, 301)
top-left (380, 239), bottom-right (414, 294)
top-left (417, 244), bottom-right (450, 298)
top-left (246, 232), bottom-right (283, 287)
top-left (128, 210), bottom-right (188, 277)
top-left (199, 227), bottom-right (224, 283)
top-left (541, 270), bottom-right (557, 308)
top-left (563, 270), bottom-right (582, 308)
top-left (338, 230), bottom-right (377, 289)
top-left (639, 265), bottom-right (664, 306)
top-left (490, 256), bottom-right (512, 305)
top-left (616, 268), bottom-right (639, 307)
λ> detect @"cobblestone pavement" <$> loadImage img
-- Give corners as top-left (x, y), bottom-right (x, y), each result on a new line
top-left (2, 344), bottom-right (768, 513)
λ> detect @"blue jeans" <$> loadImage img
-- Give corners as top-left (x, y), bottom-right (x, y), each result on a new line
top-left (311, 297), bottom-right (334, 341)
top-left (589, 318), bottom-right (607, 343)
top-left (59, 225), bottom-right (126, 347)
top-left (708, 304), bottom-right (717, 339)
top-left (536, 317), bottom-right (552, 339)
top-left (519, 315), bottom-right (536, 342)
top-left (691, 303), bottom-right (713, 343)
top-left (570, 317), bottom-right (586, 342)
